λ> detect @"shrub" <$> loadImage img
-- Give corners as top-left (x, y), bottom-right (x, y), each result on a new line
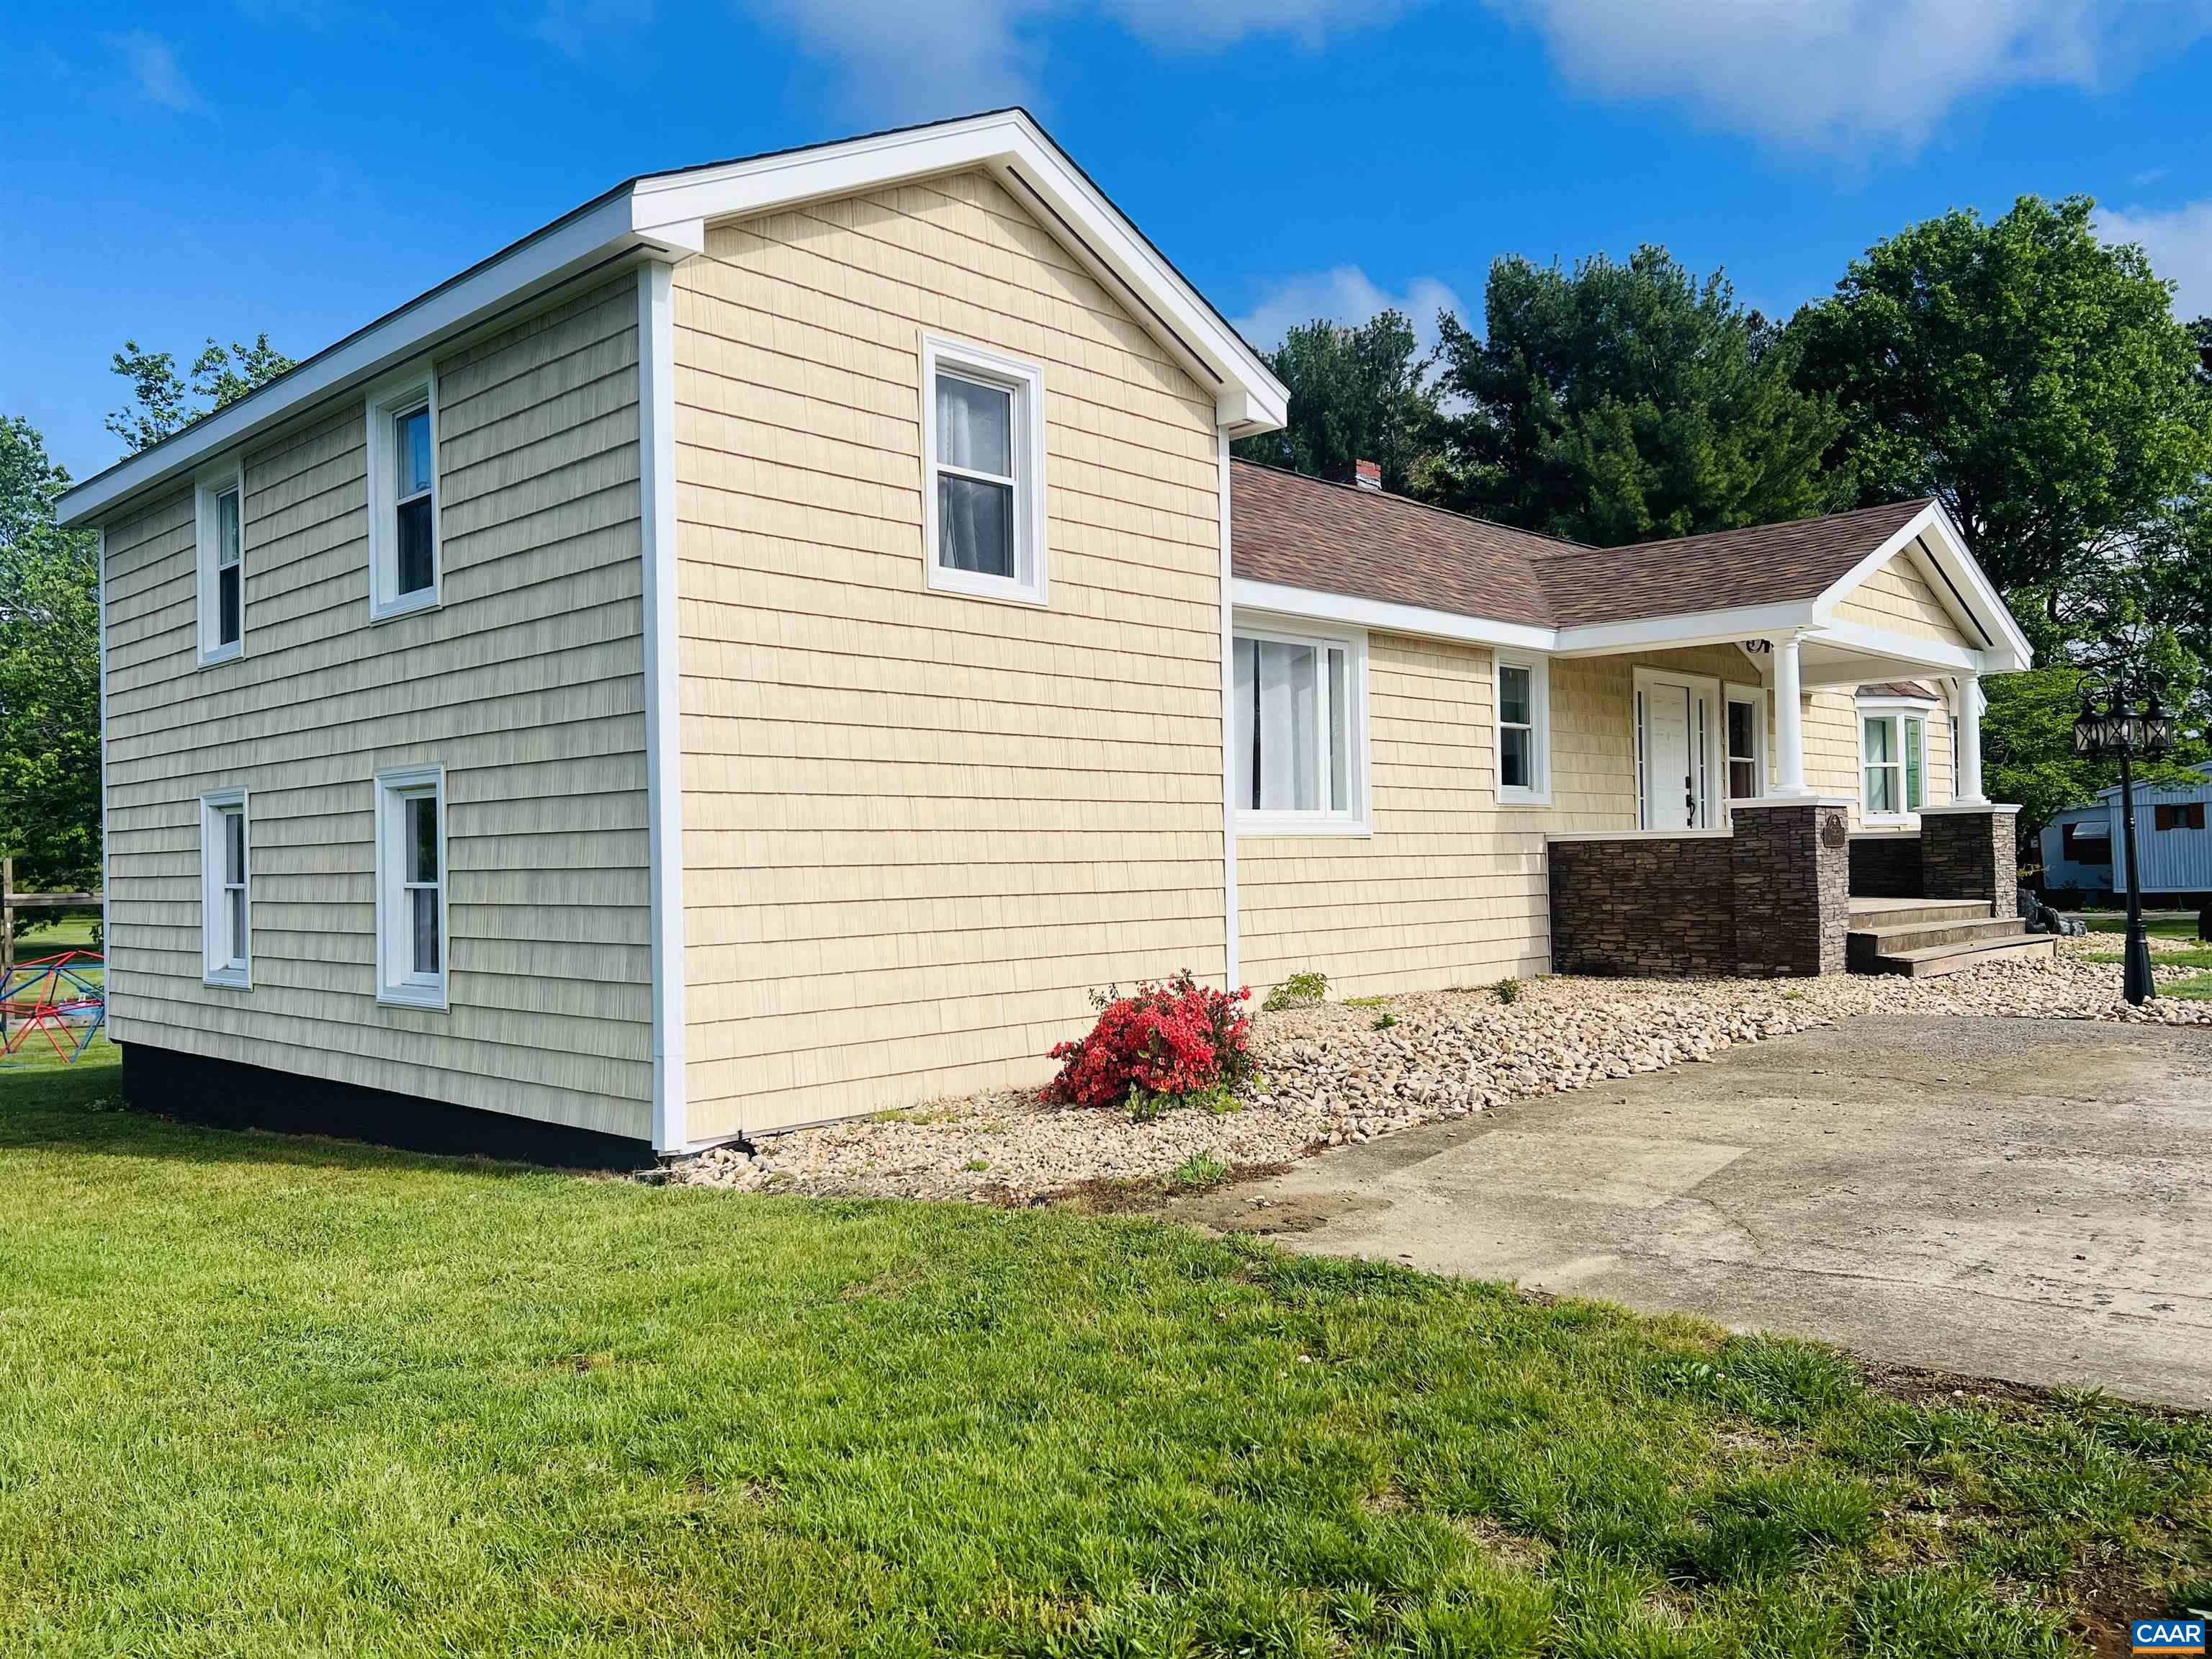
top-left (1262, 970), bottom-right (1329, 1012)
top-left (1044, 970), bottom-right (1253, 1116)
top-left (1495, 977), bottom-right (1522, 1005)
top-left (1371, 1012), bottom-right (1398, 1031)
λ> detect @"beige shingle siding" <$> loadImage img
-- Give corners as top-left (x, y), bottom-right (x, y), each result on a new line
top-left (1237, 641), bottom-right (1762, 997)
top-left (672, 169), bottom-right (1227, 1140)
top-left (102, 276), bottom-right (652, 1138)
top-left (1831, 556), bottom-right (1961, 644)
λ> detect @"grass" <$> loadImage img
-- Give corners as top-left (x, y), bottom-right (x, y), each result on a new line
top-left (2084, 947), bottom-right (2212, 971)
top-left (2165, 975), bottom-right (2212, 1002)
top-left (3, 1045), bottom-right (2209, 1655)
top-left (2080, 914), bottom-right (2201, 940)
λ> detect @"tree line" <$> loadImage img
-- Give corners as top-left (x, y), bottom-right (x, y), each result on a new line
top-left (1234, 194), bottom-right (2212, 838)
top-left (1, 337), bottom-right (291, 916)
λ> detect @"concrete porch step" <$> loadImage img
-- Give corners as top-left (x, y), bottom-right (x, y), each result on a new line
top-left (1848, 897), bottom-right (1995, 927)
top-left (1846, 914), bottom-right (2028, 966)
top-left (1856, 933), bottom-right (2059, 978)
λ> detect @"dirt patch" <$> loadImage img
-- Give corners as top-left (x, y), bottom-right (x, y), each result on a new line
top-left (1169, 1184), bottom-right (1394, 1236)
top-left (1052, 1161), bottom-right (1297, 1217)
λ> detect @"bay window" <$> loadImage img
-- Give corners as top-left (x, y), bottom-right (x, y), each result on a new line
top-left (1861, 708), bottom-right (1927, 819)
top-left (1232, 624), bottom-right (1367, 832)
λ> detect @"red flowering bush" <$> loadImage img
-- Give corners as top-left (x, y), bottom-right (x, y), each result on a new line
top-left (1043, 970), bottom-right (1252, 1118)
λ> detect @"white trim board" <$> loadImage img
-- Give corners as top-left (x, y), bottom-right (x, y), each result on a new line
top-left (60, 112), bottom-right (1286, 531)
top-left (637, 260), bottom-right (688, 1157)
top-left (1231, 577), bottom-right (2000, 677)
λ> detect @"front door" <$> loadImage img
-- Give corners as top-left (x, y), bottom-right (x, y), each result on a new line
top-left (1654, 677), bottom-right (1699, 827)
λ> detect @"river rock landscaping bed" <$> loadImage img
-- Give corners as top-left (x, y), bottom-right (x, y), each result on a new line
top-left (667, 938), bottom-right (2211, 1202)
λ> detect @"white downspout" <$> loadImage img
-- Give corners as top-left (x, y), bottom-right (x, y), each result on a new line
top-left (637, 258), bottom-right (687, 1156)
top-left (1217, 428), bottom-right (1241, 991)
top-left (98, 527), bottom-right (115, 1040)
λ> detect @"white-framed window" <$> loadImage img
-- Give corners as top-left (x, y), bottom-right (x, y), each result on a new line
top-left (1494, 653), bottom-right (1551, 805)
top-left (920, 333), bottom-right (1048, 607)
top-left (194, 463), bottom-right (246, 665)
top-left (1231, 620), bottom-right (1368, 835)
top-left (1859, 706), bottom-right (1928, 819)
top-left (1725, 686), bottom-right (1766, 802)
top-left (199, 788), bottom-right (251, 988)
top-left (374, 765), bottom-right (447, 1010)
top-left (366, 367), bottom-right (440, 621)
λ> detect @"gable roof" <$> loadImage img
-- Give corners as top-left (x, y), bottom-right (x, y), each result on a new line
top-left (1529, 499), bottom-right (1936, 626)
top-left (1228, 460), bottom-right (2030, 670)
top-left (60, 109), bottom-right (1287, 529)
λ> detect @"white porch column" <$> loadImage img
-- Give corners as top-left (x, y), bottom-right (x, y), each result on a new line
top-left (1954, 673), bottom-right (1986, 803)
top-left (1770, 632), bottom-right (1809, 795)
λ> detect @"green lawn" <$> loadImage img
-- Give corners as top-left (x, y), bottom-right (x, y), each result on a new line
top-left (2080, 913), bottom-right (2202, 940)
top-left (2085, 948), bottom-right (2212, 971)
top-left (3, 1046), bottom-right (2208, 1656)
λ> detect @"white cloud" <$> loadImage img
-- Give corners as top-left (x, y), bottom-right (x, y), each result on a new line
top-left (1233, 266), bottom-right (1465, 359)
top-left (1484, 0), bottom-right (2212, 152)
top-left (743, 0), bottom-right (1403, 117)
top-left (2100, 199), bottom-right (2212, 321)
top-left (109, 30), bottom-right (204, 113)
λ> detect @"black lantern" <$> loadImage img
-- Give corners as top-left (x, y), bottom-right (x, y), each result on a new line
top-left (2072, 674), bottom-right (2173, 1004)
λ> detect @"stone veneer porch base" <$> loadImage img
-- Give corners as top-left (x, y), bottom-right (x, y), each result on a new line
top-left (1549, 799), bottom-right (1852, 979)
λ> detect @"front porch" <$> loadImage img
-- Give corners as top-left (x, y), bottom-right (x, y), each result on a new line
top-left (1547, 799), bottom-right (2033, 980)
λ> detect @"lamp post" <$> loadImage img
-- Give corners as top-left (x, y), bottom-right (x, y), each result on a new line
top-left (2073, 675), bottom-right (2177, 1004)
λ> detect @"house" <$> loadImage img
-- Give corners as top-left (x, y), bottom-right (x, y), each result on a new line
top-left (59, 111), bottom-right (2036, 1166)
top-left (2040, 763), bottom-right (2212, 902)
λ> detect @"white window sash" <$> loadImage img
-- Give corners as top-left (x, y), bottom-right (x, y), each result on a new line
top-left (374, 765), bottom-right (449, 1010)
top-left (366, 367), bottom-right (441, 623)
top-left (1232, 621), bottom-right (1369, 835)
top-left (920, 334), bottom-right (1048, 607)
top-left (1495, 654), bottom-right (1551, 806)
top-left (194, 464), bottom-right (246, 666)
top-left (199, 788), bottom-right (250, 988)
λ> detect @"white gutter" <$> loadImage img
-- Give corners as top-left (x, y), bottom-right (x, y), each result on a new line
top-left (60, 194), bottom-right (703, 529)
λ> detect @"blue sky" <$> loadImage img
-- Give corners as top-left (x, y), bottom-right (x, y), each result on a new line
top-left (9, 1), bottom-right (2212, 482)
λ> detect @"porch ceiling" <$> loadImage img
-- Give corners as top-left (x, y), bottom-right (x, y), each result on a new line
top-left (1796, 636), bottom-right (1958, 692)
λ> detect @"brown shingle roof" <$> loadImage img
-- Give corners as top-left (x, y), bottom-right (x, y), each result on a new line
top-left (1231, 461), bottom-right (1567, 627)
top-left (1228, 459), bottom-right (1937, 634)
top-left (1529, 499), bottom-right (1936, 626)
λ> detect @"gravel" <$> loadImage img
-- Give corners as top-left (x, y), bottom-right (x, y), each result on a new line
top-left (665, 938), bottom-right (2211, 1202)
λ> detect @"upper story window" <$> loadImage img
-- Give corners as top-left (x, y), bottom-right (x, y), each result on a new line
top-left (1861, 709), bottom-right (1927, 819)
top-left (2155, 801), bottom-right (2206, 832)
top-left (1494, 654), bottom-right (1551, 806)
top-left (199, 788), bottom-right (250, 988)
top-left (374, 765), bottom-right (447, 1010)
top-left (367, 368), bottom-right (439, 621)
top-left (921, 335), bottom-right (1046, 606)
top-left (1231, 622), bottom-right (1368, 835)
top-left (194, 464), bottom-right (245, 665)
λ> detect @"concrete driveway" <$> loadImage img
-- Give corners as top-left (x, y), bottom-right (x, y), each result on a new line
top-left (1173, 1016), bottom-right (2212, 1408)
